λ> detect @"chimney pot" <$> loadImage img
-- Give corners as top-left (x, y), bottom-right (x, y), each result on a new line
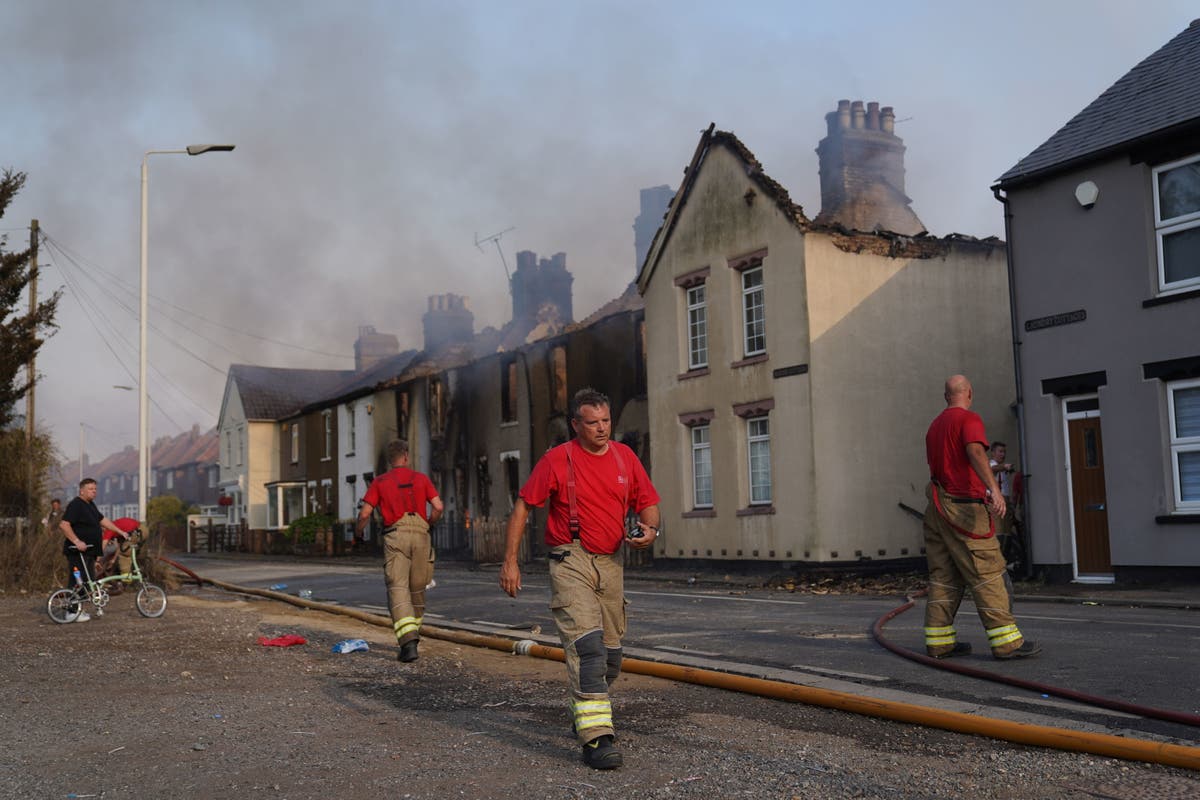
top-left (837, 99), bottom-right (851, 129)
top-left (866, 101), bottom-right (880, 131)
top-left (851, 100), bottom-right (865, 129)
top-left (880, 106), bottom-right (895, 134)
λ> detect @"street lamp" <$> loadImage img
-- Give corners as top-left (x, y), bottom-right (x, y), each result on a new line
top-left (139, 144), bottom-right (234, 522)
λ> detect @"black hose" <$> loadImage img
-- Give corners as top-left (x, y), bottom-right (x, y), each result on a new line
top-left (872, 590), bottom-right (1200, 729)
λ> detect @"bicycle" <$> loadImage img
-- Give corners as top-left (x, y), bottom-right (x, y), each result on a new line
top-left (46, 530), bottom-right (168, 623)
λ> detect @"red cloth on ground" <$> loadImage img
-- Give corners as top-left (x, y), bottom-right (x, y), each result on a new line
top-left (257, 635), bottom-right (307, 647)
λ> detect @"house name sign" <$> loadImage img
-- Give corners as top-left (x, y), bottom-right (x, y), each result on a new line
top-left (1024, 309), bottom-right (1086, 333)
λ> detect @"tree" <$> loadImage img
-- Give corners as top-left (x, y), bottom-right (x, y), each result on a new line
top-left (146, 494), bottom-right (198, 531)
top-left (0, 168), bottom-right (61, 429)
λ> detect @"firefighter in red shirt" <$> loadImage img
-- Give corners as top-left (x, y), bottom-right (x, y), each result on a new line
top-left (500, 388), bottom-right (660, 770)
top-left (357, 439), bottom-right (444, 663)
top-left (923, 375), bottom-right (1039, 660)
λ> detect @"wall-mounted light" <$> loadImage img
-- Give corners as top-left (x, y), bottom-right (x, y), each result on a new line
top-left (366, 403), bottom-right (374, 415)
top-left (1075, 180), bottom-right (1099, 209)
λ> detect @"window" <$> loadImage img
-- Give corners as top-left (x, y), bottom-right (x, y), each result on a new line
top-left (268, 483), bottom-right (307, 528)
top-left (747, 416), bottom-right (772, 504)
top-left (322, 410), bottom-right (333, 460)
top-left (741, 267), bottom-right (766, 357)
top-left (429, 377), bottom-right (446, 436)
top-left (208, 466), bottom-right (217, 488)
top-left (149, 470), bottom-right (157, 488)
top-left (1153, 154), bottom-right (1200, 293)
top-left (686, 285), bottom-right (708, 370)
top-left (166, 471), bottom-right (174, 490)
top-left (346, 404), bottom-right (357, 454)
top-left (1168, 379), bottom-right (1200, 510)
top-left (551, 347), bottom-right (568, 414)
top-left (237, 426), bottom-right (244, 466)
top-left (322, 479), bottom-right (333, 513)
top-left (691, 425), bottom-right (713, 508)
top-left (501, 358), bottom-right (518, 422)
top-left (291, 423), bottom-right (300, 464)
top-left (501, 450), bottom-right (521, 511)
top-left (224, 430), bottom-right (232, 469)
top-left (476, 456), bottom-right (492, 519)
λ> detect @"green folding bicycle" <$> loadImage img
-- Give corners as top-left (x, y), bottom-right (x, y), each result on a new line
top-left (46, 530), bottom-right (168, 623)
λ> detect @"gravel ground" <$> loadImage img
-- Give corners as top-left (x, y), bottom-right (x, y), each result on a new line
top-left (3, 586), bottom-right (1198, 800)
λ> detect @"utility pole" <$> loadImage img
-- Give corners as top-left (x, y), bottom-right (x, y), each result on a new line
top-left (26, 219), bottom-right (38, 519)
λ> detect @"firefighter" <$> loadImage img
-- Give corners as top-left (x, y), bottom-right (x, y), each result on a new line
top-left (500, 388), bottom-right (660, 770)
top-left (923, 375), bottom-right (1040, 660)
top-left (357, 439), bottom-right (444, 662)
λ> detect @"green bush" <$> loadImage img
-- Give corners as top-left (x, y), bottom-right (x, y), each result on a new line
top-left (288, 513), bottom-right (333, 544)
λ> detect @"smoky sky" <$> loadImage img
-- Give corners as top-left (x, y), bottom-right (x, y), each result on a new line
top-left (0, 0), bottom-right (1193, 463)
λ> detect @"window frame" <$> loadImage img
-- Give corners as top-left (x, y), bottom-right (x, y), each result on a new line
top-left (1167, 378), bottom-right (1200, 512)
top-left (1152, 153), bottom-right (1200, 294)
top-left (291, 423), bottom-right (300, 464)
top-left (690, 424), bottom-right (713, 509)
top-left (741, 266), bottom-right (766, 358)
top-left (686, 284), bottom-right (708, 370)
top-left (322, 410), bottom-right (333, 461)
top-left (746, 415), bottom-right (772, 505)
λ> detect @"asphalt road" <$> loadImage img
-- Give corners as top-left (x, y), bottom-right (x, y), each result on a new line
top-left (173, 554), bottom-right (1200, 746)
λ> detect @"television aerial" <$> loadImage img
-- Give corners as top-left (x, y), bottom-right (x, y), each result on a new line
top-left (475, 226), bottom-right (515, 282)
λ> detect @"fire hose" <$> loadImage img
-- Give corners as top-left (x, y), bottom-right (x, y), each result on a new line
top-left (160, 558), bottom-right (1200, 772)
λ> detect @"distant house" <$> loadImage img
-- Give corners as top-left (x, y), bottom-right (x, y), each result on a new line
top-left (638, 111), bottom-right (1012, 564)
top-left (216, 364), bottom-right (354, 528)
top-left (994, 19), bottom-right (1200, 583)
top-left (150, 426), bottom-right (219, 510)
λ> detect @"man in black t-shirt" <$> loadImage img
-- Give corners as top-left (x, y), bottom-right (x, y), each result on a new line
top-left (60, 478), bottom-right (131, 621)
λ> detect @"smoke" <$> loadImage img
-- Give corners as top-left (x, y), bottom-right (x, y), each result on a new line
top-left (0, 0), bottom-right (1191, 459)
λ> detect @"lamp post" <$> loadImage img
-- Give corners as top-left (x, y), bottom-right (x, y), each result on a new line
top-left (139, 144), bottom-right (234, 522)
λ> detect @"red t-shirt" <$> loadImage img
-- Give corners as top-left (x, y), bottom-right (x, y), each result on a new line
top-left (362, 467), bottom-right (439, 524)
top-left (926, 407), bottom-right (989, 498)
top-left (520, 439), bottom-right (660, 554)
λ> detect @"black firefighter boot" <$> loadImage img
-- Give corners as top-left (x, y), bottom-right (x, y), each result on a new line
top-left (582, 735), bottom-right (622, 770)
top-left (398, 640), bottom-right (419, 663)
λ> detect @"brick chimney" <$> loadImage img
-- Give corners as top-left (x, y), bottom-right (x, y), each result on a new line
top-left (633, 185), bottom-right (674, 274)
top-left (354, 325), bottom-right (399, 371)
top-left (814, 99), bottom-right (925, 235)
top-left (511, 250), bottom-right (573, 324)
top-left (422, 293), bottom-right (474, 352)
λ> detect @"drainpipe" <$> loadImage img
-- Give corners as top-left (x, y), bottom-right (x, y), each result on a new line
top-left (991, 185), bottom-right (1033, 581)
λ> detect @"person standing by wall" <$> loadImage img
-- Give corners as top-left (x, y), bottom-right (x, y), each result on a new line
top-left (356, 440), bottom-right (444, 663)
top-left (923, 376), bottom-right (1039, 660)
top-left (500, 388), bottom-right (661, 770)
top-left (42, 498), bottom-right (64, 537)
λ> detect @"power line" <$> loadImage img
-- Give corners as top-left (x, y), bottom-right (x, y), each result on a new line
top-left (41, 232), bottom-right (351, 360)
top-left (44, 239), bottom-right (208, 427)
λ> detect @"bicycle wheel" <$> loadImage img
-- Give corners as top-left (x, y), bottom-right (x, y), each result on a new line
top-left (136, 583), bottom-right (167, 618)
top-left (47, 588), bottom-right (82, 624)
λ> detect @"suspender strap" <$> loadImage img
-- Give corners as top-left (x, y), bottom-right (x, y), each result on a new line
top-left (565, 444), bottom-right (580, 539)
top-left (564, 440), bottom-right (630, 540)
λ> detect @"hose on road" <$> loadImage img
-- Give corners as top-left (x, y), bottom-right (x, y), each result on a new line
top-left (167, 563), bottom-right (1200, 772)
top-left (871, 589), bottom-right (1200, 729)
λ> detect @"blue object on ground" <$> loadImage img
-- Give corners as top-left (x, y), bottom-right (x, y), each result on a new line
top-left (332, 638), bottom-right (370, 654)
top-left (269, 583), bottom-right (287, 591)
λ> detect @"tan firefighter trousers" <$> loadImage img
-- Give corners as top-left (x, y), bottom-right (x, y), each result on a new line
top-left (548, 541), bottom-right (627, 745)
top-left (923, 484), bottom-right (1025, 657)
top-left (382, 514), bottom-right (435, 645)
